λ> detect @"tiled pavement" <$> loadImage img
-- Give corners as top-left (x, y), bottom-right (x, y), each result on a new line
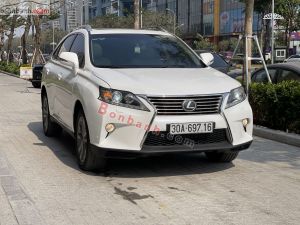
top-left (1, 73), bottom-right (300, 225)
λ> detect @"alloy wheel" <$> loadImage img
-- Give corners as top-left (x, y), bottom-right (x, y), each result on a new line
top-left (42, 97), bottom-right (49, 132)
top-left (76, 116), bottom-right (88, 163)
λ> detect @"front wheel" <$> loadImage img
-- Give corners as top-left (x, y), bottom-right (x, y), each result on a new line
top-left (42, 94), bottom-right (61, 137)
top-left (205, 151), bottom-right (239, 163)
top-left (75, 109), bottom-right (107, 172)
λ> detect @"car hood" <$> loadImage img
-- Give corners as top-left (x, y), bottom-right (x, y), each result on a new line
top-left (92, 67), bottom-right (241, 95)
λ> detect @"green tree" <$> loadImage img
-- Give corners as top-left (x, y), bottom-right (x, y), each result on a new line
top-left (134, 0), bottom-right (140, 29)
top-left (90, 14), bottom-right (134, 28)
top-left (193, 34), bottom-right (216, 51)
top-left (0, 18), bottom-right (5, 60)
top-left (21, 16), bottom-right (31, 64)
top-left (32, 15), bottom-right (43, 65)
top-left (90, 11), bottom-right (175, 34)
top-left (218, 38), bottom-right (239, 51)
top-left (241, 0), bottom-right (300, 56)
top-left (276, 0), bottom-right (300, 53)
top-left (2, 15), bottom-right (24, 62)
top-left (139, 11), bottom-right (174, 33)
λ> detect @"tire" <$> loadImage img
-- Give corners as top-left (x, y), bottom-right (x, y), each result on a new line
top-left (205, 151), bottom-right (239, 163)
top-left (32, 81), bottom-right (41, 88)
top-left (75, 109), bottom-right (106, 172)
top-left (42, 94), bottom-right (62, 137)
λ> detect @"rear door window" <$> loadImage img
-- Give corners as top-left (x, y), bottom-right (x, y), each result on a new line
top-left (70, 34), bottom-right (85, 68)
top-left (211, 54), bottom-right (228, 68)
top-left (252, 69), bottom-right (277, 83)
top-left (53, 34), bottom-right (76, 60)
top-left (277, 69), bottom-right (300, 82)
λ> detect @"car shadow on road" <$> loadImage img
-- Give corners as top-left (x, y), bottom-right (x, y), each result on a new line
top-left (28, 121), bottom-right (235, 178)
top-left (104, 155), bottom-right (234, 178)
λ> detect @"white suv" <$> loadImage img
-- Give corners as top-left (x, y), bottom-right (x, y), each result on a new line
top-left (41, 27), bottom-right (253, 171)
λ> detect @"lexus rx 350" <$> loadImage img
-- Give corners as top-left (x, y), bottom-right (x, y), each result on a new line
top-left (41, 27), bottom-right (253, 171)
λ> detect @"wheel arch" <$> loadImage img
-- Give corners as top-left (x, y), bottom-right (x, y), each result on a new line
top-left (41, 85), bottom-right (47, 97)
top-left (73, 100), bottom-right (84, 132)
top-left (41, 85), bottom-right (47, 102)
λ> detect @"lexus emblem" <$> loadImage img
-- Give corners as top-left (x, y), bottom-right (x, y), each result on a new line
top-left (182, 100), bottom-right (197, 112)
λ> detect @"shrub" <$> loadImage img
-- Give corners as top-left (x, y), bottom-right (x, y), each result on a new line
top-left (249, 81), bottom-right (300, 134)
top-left (0, 61), bottom-right (20, 76)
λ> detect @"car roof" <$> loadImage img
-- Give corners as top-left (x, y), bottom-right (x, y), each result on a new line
top-left (75, 28), bottom-right (172, 36)
top-left (267, 62), bottom-right (300, 72)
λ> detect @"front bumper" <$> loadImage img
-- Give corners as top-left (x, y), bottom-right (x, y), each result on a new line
top-left (91, 141), bottom-right (252, 158)
top-left (86, 95), bottom-right (253, 153)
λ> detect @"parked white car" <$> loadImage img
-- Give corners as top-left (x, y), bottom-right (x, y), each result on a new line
top-left (41, 27), bottom-right (253, 171)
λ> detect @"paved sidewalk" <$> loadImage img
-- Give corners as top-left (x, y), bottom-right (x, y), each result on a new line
top-left (1, 73), bottom-right (300, 225)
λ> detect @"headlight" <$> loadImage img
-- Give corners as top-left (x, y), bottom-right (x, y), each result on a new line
top-left (99, 87), bottom-right (149, 111)
top-left (226, 86), bottom-right (246, 108)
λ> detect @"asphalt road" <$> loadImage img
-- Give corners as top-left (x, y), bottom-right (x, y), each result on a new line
top-left (0, 73), bottom-right (300, 225)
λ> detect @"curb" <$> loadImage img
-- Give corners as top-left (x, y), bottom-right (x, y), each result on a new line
top-left (0, 70), bottom-right (20, 78)
top-left (254, 125), bottom-right (300, 148)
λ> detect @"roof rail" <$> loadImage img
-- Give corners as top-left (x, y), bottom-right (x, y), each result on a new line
top-left (75, 25), bottom-right (92, 32)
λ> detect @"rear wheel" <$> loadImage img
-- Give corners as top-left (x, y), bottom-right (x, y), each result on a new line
top-left (42, 94), bottom-right (61, 137)
top-left (32, 81), bottom-right (41, 88)
top-left (75, 109), bottom-right (106, 172)
top-left (205, 151), bottom-right (239, 163)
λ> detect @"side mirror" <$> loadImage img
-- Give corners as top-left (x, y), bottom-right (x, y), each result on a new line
top-left (59, 52), bottom-right (79, 74)
top-left (199, 53), bottom-right (214, 66)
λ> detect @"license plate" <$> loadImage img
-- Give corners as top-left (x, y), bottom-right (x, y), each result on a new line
top-left (169, 122), bottom-right (214, 135)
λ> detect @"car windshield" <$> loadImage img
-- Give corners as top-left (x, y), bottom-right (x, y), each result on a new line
top-left (90, 34), bottom-right (205, 68)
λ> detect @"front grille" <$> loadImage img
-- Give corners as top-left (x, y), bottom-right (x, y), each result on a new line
top-left (144, 129), bottom-right (228, 147)
top-left (147, 95), bottom-right (223, 115)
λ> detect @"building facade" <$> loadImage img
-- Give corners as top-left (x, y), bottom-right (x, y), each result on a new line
top-left (58, 0), bottom-right (262, 41)
top-left (150, 0), bottom-right (261, 42)
top-left (59, 0), bottom-right (91, 32)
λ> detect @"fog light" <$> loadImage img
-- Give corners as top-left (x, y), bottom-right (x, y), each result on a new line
top-left (242, 119), bottom-right (249, 127)
top-left (105, 123), bottom-right (115, 133)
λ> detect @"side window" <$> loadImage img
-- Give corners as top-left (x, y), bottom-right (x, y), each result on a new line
top-left (53, 35), bottom-right (76, 60)
top-left (211, 54), bottom-right (228, 68)
top-left (253, 69), bottom-right (277, 83)
top-left (70, 34), bottom-right (85, 68)
top-left (277, 69), bottom-right (300, 82)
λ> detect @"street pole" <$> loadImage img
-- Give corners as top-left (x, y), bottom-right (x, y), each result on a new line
top-left (271, 0), bottom-right (275, 64)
